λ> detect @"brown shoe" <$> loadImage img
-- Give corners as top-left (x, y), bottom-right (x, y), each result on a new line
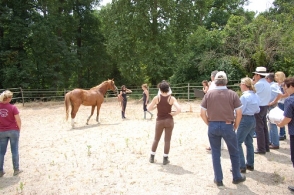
top-left (269, 145), bottom-right (279, 149)
top-left (206, 147), bottom-right (211, 151)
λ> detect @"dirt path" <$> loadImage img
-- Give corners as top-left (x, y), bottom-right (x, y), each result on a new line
top-left (0, 100), bottom-right (292, 194)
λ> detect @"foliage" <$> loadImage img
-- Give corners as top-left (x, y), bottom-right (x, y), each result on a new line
top-left (1, 0), bottom-right (294, 89)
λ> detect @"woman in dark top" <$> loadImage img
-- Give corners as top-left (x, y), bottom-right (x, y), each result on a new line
top-left (119, 85), bottom-right (132, 119)
top-left (141, 84), bottom-right (153, 119)
top-left (147, 81), bottom-right (181, 165)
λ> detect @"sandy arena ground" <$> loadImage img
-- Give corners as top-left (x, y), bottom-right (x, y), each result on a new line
top-left (0, 99), bottom-right (293, 194)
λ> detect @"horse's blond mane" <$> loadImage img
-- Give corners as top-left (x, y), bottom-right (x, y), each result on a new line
top-left (90, 80), bottom-right (111, 90)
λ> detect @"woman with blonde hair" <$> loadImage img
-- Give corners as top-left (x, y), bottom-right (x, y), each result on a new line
top-left (275, 71), bottom-right (289, 140)
top-left (0, 90), bottom-right (22, 177)
top-left (236, 77), bottom-right (260, 173)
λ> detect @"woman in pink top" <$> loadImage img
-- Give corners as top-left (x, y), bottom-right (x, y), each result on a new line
top-left (0, 90), bottom-right (22, 177)
top-left (147, 81), bottom-right (181, 165)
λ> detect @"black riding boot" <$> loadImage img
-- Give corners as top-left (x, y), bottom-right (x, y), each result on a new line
top-left (149, 154), bottom-right (155, 163)
top-left (163, 156), bottom-right (170, 165)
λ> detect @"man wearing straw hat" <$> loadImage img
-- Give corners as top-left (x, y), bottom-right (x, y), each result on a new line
top-left (253, 67), bottom-right (271, 154)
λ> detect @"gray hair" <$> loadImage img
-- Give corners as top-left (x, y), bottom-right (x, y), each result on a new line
top-left (211, 70), bottom-right (218, 77)
top-left (266, 73), bottom-right (275, 82)
top-left (215, 79), bottom-right (228, 86)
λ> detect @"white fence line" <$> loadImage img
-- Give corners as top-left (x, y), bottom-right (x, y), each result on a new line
top-left (1, 83), bottom-right (240, 106)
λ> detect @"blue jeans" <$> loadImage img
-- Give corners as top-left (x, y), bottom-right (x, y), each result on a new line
top-left (268, 106), bottom-right (279, 146)
top-left (237, 115), bottom-right (255, 169)
top-left (0, 130), bottom-right (20, 171)
top-left (278, 103), bottom-right (285, 137)
top-left (208, 121), bottom-right (242, 182)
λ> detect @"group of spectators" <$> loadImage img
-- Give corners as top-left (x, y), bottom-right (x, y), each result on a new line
top-left (1, 69), bottom-right (293, 192)
top-left (200, 67), bottom-right (294, 191)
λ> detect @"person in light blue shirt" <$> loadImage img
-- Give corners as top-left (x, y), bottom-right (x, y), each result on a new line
top-left (237, 77), bottom-right (260, 173)
top-left (253, 67), bottom-right (271, 154)
top-left (266, 73), bottom-right (282, 149)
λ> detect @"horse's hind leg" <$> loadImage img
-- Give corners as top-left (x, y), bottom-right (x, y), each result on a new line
top-left (71, 104), bottom-right (81, 128)
top-left (87, 106), bottom-right (95, 125)
top-left (96, 104), bottom-right (101, 123)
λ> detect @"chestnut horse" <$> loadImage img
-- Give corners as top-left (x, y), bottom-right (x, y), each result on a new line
top-left (65, 79), bottom-right (118, 128)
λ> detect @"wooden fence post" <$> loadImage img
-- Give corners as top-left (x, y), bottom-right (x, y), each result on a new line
top-left (20, 87), bottom-right (24, 107)
top-left (188, 83), bottom-right (190, 101)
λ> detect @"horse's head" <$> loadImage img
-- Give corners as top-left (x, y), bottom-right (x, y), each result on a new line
top-left (107, 79), bottom-right (118, 93)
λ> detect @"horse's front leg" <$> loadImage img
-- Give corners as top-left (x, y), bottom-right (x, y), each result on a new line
top-left (96, 104), bottom-right (101, 124)
top-left (87, 106), bottom-right (95, 125)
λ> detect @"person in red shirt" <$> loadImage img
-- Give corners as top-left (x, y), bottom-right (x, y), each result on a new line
top-left (0, 90), bottom-right (22, 177)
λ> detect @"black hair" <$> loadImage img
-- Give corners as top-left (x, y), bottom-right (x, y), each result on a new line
top-left (159, 81), bottom-right (170, 93)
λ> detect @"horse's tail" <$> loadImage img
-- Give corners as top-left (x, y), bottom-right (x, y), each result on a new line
top-left (65, 92), bottom-right (71, 121)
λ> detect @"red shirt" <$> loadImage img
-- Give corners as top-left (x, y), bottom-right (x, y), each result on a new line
top-left (0, 103), bottom-right (20, 131)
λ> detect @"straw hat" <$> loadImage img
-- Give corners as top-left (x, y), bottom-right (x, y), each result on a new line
top-left (252, 67), bottom-right (269, 76)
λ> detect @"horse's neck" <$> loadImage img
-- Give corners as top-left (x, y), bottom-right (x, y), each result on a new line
top-left (93, 83), bottom-right (108, 94)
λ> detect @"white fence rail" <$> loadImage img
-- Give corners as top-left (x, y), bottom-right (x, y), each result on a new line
top-left (1, 82), bottom-right (240, 106)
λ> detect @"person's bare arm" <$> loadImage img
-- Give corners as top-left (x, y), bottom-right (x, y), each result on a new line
top-left (277, 117), bottom-right (292, 127)
top-left (234, 108), bottom-right (242, 130)
top-left (147, 96), bottom-right (158, 111)
top-left (269, 94), bottom-right (282, 106)
top-left (169, 97), bottom-right (181, 116)
top-left (200, 108), bottom-right (208, 126)
top-left (15, 114), bottom-right (21, 130)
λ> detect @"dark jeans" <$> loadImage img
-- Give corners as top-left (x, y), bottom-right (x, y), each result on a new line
top-left (208, 121), bottom-right (242, 182)
top-left (254, 106), bottom-right (269, 152)
top-left (278, 103), bottom-right (286, 137)
top-left (290, 135), bottom-right (294, 167)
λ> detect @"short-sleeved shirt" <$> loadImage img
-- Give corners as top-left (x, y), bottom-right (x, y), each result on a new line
top-left (0, 103), bottom-right (20, 131)
top-left (284, 94), bottom-right (294, 135)
top-left (207, 81), bottom-right (216, 91)
top-left (254, 78), bottom-right (271, 106)
top-left (240, 91), bottom-right (260, 115)
top-left (278, 83), bottom-right (286, 104)
top-left (201, 86), bottom-right (242, 122)
top-left (269, 82), bottom-right (282, 102)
